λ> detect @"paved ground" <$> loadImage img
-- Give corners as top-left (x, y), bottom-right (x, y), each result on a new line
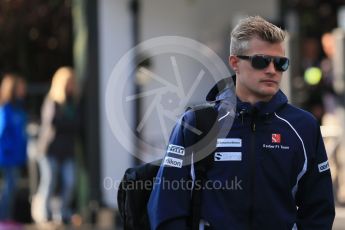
top-left (20, 206), bottom-right (345, 229)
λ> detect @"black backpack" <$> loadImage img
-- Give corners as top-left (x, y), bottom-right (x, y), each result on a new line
top-left (117, 105), bottom-right (218, 230)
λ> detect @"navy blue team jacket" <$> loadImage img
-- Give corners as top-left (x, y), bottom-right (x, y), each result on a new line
top-left (148, 77), bottom-right (335, 230)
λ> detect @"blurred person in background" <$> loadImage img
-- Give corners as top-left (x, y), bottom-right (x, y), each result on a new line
top-left (301, 37), bottom-right (325, 124)
top-left (320, 32), bottom-right (338, 115)
top-left (320, 32), bottom-right (345, 205)
top-left (33, 67), bottom-right (79, 224)
top-left (0, 73), bottom-right (28, 224)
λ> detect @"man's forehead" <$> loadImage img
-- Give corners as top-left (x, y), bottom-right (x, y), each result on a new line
top-left (246, 38), bottom-right (285, 55)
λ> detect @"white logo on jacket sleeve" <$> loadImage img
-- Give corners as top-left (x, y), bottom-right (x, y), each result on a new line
top-left (163, 156), bottom-right (183, 168)
top-left (214, 152), bottom-right (242, 161)
top-left (167, 144), bottom-right (185, 156)
top-left (216, 138), bottom-right (242, 147)
top-left (318, 160), bottom-right (330, 173)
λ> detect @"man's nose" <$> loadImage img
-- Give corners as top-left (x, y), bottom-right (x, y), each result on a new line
top-left (265, 61), bottom-right (276, 73)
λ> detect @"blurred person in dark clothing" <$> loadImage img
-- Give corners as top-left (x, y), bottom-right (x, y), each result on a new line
top-left (319, 32), bottom-right (345, 205)
top-left (300, 37), bottom-right (325, 124)
top-left (320, 32), bottom-right (338, 114)
top-left (303, 34), bottom-right (338, 124)
top-left (0, 73), bottom-right (28, 223)
top-left (34, 67), bottom-right (79, 224)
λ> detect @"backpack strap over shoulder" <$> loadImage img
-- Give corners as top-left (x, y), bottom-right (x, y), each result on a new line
top-left (187, 104), bottom-right (219, 230)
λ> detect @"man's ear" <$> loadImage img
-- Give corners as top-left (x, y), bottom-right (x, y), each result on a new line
top-left (229, 55), bottom-right (239, 73)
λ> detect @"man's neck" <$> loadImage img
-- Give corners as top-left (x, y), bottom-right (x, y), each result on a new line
top-left (236, 88), bottom-right (273, 105)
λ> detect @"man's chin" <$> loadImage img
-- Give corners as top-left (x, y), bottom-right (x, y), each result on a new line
top-left (259, 88), bottom-right (279, 98)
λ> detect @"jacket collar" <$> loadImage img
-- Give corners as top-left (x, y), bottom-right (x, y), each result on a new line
top-left (236, 90), bottom-right (288, 116)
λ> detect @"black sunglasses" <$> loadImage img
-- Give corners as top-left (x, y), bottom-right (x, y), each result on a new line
top-left (236, 55), bottom-right (289, 72)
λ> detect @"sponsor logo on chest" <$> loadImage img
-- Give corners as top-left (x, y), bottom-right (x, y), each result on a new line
top-left (216, 138), bottom-right (242, 147)
top-left (263, 133), bottom-right (290, 150)
top-left (214, 152), bottom-right (242, 161)
top-left (272, 133), bottom-right (281, 143)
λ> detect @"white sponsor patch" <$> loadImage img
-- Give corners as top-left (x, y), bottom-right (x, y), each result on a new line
top-left (262, 144), bottom-right (290, 150)
top-left (163, 156), bottom-right (183, 168)
top-left (216, 138), bottom-right (242, 147)
top-left (318, 160), bottom-right (330, 173)
top-left (214, 152), bottom-right (242, 161)
top-left (167, 144), bottom-right (185, 156)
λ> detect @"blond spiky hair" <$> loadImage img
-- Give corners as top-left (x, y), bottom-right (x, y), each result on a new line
top-left (230, 16), bottom-right (286, 55)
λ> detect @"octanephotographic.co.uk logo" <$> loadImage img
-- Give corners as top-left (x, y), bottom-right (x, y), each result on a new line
top-left (105, 36), bottom-right (236, 165)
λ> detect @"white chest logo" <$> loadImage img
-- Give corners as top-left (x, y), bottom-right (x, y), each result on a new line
top-left (214, 152), bottom-right (242, 161)
top-left (216, 138), bottom-right (242, 147)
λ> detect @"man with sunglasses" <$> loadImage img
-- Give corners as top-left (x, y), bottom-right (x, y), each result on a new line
top-left (148, 16), bottom-right (335, 229)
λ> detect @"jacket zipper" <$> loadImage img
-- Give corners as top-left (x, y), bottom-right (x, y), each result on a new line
top-left (249, 111), bottom-right (256, 230)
